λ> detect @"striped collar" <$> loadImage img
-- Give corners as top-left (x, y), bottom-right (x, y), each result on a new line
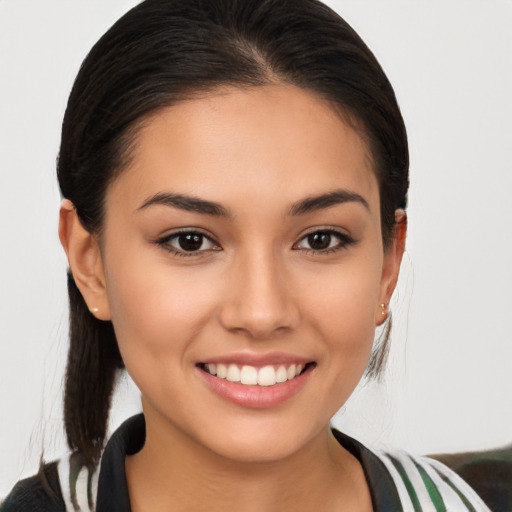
top-left (58, 414), bottom-right (490, 512)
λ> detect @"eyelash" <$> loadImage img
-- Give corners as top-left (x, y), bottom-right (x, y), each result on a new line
top-left (154, 228), bottom-right (355, 257)
top-left (293, 229), bottom-right (355, 255)
top-left (154, 229), bottom-right (220, 257)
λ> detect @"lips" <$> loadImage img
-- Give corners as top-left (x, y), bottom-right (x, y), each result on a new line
top-left (196, 357), bottom-right (315, 408)
top-left (199, 362), bottom-right (307, 386)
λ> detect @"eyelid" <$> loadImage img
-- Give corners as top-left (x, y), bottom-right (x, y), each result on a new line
top-left (295, 225), bottom-right (352, 241)
top-left (154, 227), bottom-right (221, 255)
top-left (293, 227), bottom-right (355, 253)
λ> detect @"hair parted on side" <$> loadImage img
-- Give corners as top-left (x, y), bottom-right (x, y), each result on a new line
top-left (58, 0), bottom-right (409, 466)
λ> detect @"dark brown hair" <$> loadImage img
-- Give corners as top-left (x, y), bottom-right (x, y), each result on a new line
top-left (58, 0), bottom-right (409, 466)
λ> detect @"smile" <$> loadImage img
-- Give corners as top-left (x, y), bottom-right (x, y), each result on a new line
top-left (199, 363), bottom-right (309, 387)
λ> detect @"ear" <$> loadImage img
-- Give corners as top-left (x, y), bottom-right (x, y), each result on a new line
top-left (58, 199), bottom-right (111, 320)
top-left (376, 209), bottom-right (407, 325)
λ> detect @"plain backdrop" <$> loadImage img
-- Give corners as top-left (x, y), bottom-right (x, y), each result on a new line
top-left (1, 0), bottom-right (511, 497)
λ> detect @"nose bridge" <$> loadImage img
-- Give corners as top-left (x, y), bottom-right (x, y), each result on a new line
top-left (219, 244), bottom-right (299, 338)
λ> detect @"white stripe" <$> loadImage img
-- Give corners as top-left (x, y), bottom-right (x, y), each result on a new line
top-left (56, 456), bottom-right (73, 512)
top-left (74, 465), bottom-right (93, 511)
top-left (56, 453), bottom-right (100, 512)
top-left (426, 458), bottom-right (492, 512)
top-left (415, 456), bottom-right (470, 511)
top-left (376, 452), bottom-right (416, 512)
top-left (392, 451), bottom-right (437, 512)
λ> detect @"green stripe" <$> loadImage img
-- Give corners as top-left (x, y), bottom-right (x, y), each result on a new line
top-left (87, 471), bottom-right (94, 510)
top-left (388, 455), bottom-right (423, 512)
top-left (435, 470), bottom-right (478, 512)
top-left (414, 462), bottom-right (446, 512)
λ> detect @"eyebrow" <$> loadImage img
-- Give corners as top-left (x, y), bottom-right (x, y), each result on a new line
top-left (288, 189), bottom-right (369, 216)
top-left (138, 188), bottom-right (369, 218)
top-left (138, 192), bottom-right (231, 217)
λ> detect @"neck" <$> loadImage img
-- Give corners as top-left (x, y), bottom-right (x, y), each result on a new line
top-left (125, 410), bottom-right (372, 512)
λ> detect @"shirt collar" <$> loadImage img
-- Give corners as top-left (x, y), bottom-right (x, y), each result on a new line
top-left (95, 414), bottom-right (401, 511)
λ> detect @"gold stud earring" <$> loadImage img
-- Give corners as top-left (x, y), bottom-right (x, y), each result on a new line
top-left (380, 303), bottom-right (386, 316)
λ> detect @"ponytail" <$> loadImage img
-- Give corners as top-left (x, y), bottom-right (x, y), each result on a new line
top-left (365, 314), bottom-right (393, 380)
top-left (63, 272), bottom-right (123, 466)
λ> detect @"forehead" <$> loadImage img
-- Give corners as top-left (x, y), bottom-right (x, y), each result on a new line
top-left (108, 84), bottom-right (379, 213)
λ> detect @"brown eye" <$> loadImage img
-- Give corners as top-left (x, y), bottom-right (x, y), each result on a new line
top-left (178, 233), bottom-right (204, 251)
top-left (307, 232), bottom-right (332, 250)
top-left (156, 230), bottom-right (220, 255)
top-left (294, 229), bottom-right (355, 254)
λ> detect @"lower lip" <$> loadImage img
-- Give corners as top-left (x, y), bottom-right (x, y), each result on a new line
top-left (197, 365), bottom-right (313, 409)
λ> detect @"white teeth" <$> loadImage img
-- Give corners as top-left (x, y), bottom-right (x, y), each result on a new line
top-left (216, 363), bottom-right (227, 379)
top-left (240, 365), bottom-right (258, 385)
top-left (204, 362), bottom-right (307, 387)
top-left (226, 364), bottom-right (240, 382)
top-left (276, 365), bottom-right (288, 383)
top-left (257, 365), bottom-right (276, 386)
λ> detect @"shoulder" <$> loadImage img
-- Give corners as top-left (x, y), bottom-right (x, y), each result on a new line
top-left (1, 462), bottom-right (65, 512)
top-left (374, 449), bottom-right (493, 512)
top-left (2, 452), bottom-right (99, 512)
top-left (431, 445), bottom-right (512, 512)
top-left (2, 415), bottom-right (143, 512)
top-left (332, 429), bottom-right (493, 511)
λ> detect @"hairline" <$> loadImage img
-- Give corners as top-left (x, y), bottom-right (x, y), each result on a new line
top-left (98, 81), bottom-right (381, 231)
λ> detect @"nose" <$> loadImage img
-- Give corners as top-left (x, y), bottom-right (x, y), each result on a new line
top-left (218, 250), bottom-right (300, 339)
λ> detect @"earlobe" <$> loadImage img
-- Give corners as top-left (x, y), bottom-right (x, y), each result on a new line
top-left (376, 210), bottom-right (407, 326)
top-left (58, 199), bottom-right (111, 320)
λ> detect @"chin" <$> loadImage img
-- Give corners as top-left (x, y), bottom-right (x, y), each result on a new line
top-left (192, 415), bottom-right (325, 464)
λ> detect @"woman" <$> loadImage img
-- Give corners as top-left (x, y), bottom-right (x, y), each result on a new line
top-left (1, 0), bottom-right (495, 510)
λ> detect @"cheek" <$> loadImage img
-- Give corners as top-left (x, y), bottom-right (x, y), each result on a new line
top-left (310, 271), bottom-right (380, 408)
top-left (301, 255), bottom-right (382, 361)
top-left (103, 253), bottom-right (217, 366)
top-left (308, 258), bottom-right (381, 316)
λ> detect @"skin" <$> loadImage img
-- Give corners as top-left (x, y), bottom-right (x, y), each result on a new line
top-left (59, 84), bottom-right (406, 512)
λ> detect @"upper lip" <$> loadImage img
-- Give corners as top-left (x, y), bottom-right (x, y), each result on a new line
top-left (199, 351), bottom-right (313, 367)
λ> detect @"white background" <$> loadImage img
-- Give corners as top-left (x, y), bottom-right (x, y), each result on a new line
top-left (1, 0), bottom-right (511, 497)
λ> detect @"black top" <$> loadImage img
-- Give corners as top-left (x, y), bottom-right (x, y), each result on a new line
top-left (4, 414), bottom-right (501, 511)
top-left (95, 415), bottom-right (403, 511)
top-left (2, 414), bottom-right (402, 511)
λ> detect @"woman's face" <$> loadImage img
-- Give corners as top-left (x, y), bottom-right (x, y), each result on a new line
top-left (94, 85), bottom-right (402, 461)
